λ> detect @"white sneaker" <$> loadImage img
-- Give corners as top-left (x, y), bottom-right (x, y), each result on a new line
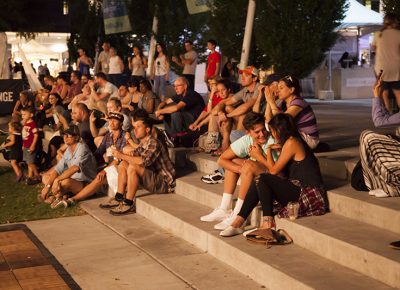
top-left (200, 208), bottom-right (231, 222)
top-left (369, 189), bottom-right (389, 198)
top-left (214, 212), bottom-right (237, 230)
top-left (220, 226), bottom-right (244, 237)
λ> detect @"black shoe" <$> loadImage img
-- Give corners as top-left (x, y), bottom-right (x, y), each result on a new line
top-left (26, 177), bottom-right (41, 185)
top-left (389, 240), bottom-right (400, 250)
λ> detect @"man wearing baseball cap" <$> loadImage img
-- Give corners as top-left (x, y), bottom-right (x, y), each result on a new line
top-left (59, 111), bottom-right (128, 207)
top-left (39, 125), bottom-right (97, 206)
top-left (253, 73), bottom-right (281, 119)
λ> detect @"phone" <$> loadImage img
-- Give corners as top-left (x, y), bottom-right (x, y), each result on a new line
top-left (378, 69), bottom-right (383, 79)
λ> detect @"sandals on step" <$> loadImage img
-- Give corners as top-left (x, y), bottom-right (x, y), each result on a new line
top-left (246, 228), bottom-right (293, 248)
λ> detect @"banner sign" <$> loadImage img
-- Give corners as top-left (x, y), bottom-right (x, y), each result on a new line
top-left (186, 0), bottom-right (211, 15)
top-left (103, 0), bottom-right (132, 35)
top-left (0, 80), bottom-right (25, 116)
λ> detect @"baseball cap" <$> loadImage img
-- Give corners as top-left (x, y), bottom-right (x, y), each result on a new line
top-left (263, 74), bottom-right (281, 86)
top-left (63, 125), bottom-right (80, 137)
top-left (238, 66), bottom-right (259, 77)
top-left (108, 111), bottom-right (124, 122)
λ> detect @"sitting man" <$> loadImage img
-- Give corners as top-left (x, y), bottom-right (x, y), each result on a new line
top-left (88, 72), bottom-right (119, 114)
top-left (201, 74), bottom-right (279, 185)
top-left (155, 76), bottom-right (205, 138)
top-left (39, 125), bottom-right (97, 205)
top-left (90, 97), bottom-right (131, 147)
top-left (100, 115), bottom-right (176, 215)
top-left (61, 112), bottom-right (127, 207)
top-left (200, 112), bottom-right (278, 231)
top-left (205, 66), bottom-right (260, 152)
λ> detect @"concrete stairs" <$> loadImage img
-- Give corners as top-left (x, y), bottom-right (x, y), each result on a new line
top-left (127, 148), bottom-right (400, 289)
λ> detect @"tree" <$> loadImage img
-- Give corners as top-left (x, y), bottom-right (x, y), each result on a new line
top-left (382, 0), bottom-right (400, 20)
top-left (207, 0), bottom-right (347, 78)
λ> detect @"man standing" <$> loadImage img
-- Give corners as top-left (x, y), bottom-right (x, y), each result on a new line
top-left (155, 77), bottom-right (205, 136)
top-left (97, 41), bottom-right (111, 74)
top-left (100, 115), bottom-right (176, 215)
top-left (88, 72), bottom-right (119, 113)
top-left (40, 125), bottom-right (97, 203)
top-left (172, 40), bottom-right (198, 90)
top-left (204, 39), bottom-right (221, 84)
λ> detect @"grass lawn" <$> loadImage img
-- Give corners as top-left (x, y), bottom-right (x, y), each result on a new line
top-left (0, 167), bottom-right (85, 224)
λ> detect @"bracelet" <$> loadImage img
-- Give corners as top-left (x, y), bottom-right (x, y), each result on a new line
top-left (45, 184), bottom-right (51, 188)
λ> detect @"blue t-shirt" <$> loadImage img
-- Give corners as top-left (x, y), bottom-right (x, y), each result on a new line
top-left (55, 142), bottom-right (97, 182)
top-left (230, 134), bottom-right (279, 161)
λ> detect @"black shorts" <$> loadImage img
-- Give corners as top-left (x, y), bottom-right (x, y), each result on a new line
top-left (382, 81), bottom-right (400, 91)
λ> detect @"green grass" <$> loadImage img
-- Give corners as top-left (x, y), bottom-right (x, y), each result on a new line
top-left (0, 167), bottom-right (85, 224)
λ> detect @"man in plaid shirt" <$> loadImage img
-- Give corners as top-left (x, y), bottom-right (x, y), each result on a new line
top-left (101, 115), bottom-right (176, 215)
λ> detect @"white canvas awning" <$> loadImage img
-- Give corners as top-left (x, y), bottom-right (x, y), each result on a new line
top-left (338, 0), bottom-right (383, 35)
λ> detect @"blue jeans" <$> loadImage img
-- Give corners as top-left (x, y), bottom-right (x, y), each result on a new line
top-left (154, 75), bottom-right (167, 99)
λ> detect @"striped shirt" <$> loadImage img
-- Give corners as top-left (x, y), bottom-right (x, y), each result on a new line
top-left (281, 97), bottom-right (319, 138)
top-left (131, 136), bottom-right (175, 186)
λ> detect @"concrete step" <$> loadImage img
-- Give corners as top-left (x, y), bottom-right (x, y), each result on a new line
top-left (136, 194), bottom-right (394, 290)
top-left (79, 197), bottom-right (263, 290)
top-left (275, 214), bottom-right (400, 288)
top-left (327, 183), bottom-right (400, 235)
top-left (175, 171), bottom-right (400, 235)
top-left (187, 149), bottom-right (359, 181)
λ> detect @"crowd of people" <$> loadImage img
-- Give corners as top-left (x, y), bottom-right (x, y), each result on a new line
top-left (0, 17), bottom-right (399, 247)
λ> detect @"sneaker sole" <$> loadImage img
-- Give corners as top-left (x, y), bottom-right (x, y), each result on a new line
top-left (109, 208), bottom-right (136, 216)
top-left (201, 178), bottom-right (224, 184)
top-left (99, 203), bottom-right (120, 209)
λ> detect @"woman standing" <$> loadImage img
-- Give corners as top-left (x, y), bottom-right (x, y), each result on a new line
top-left (108, 47), bottom-right (124, 88)
top-left (220, 113), bottom-right (327, 237)
top-left (151, 43), bottom-right (169, 101)
top-left (128, 46), bottom-right (147, 83)
top-left (372, 13), bottom-right (400, 112)
top-left (76, 48), bottom-right (93, 76)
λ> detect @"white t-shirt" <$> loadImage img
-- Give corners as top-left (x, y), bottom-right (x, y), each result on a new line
top-left (98, 51), bottom-right (110, 74)
top-left (108, 56), bottom-right (122, 74)
top-left (372, 28), bottom-right (400, 82)
top-left (183, 50), bottom-right (198, 75)
top-left (98, 82), bottom-right (119, 99)
top-left (155, 55), bottom-right (168, 76)
top-left (230, 134), bottom-right (278, 161)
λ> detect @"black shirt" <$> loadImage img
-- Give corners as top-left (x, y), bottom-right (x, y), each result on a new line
top-left (171, 89), bottom-right (205, 119)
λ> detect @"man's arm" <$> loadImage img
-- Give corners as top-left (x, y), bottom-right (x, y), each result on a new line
top-left (227, 98), bottom-right (257, 119)
top-left (157, 101), bottom-right (186, 115)
top-left (217, 147), bottom-right (242, 174)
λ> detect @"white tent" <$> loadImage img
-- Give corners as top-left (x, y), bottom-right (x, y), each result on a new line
top-left (339, 0), bottom-right (383, 35)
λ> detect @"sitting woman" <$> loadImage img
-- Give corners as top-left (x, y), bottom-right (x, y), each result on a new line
top-left (266, 75), bottom-right (320, 149)
top-left (12, 90), bottom-right (33, 120)
top-left (220, 113), bottom-right (327, 237)
top-left (46, 93), bottom-right (71, 127)
top-left (139, 79), bottom-right (157, 114)
top-left (191, 79), bottom-right (232, 154)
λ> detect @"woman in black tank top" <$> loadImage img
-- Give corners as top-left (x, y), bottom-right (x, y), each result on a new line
top-left (220, 113), bottom-right (327, 237)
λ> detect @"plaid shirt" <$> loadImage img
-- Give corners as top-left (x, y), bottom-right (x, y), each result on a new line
top-left (96, 130), bottom-right (127, 163)
top-left (132, 136), bottom-right (175, 186)
top-left (275, 180), bottom-right (327, 218)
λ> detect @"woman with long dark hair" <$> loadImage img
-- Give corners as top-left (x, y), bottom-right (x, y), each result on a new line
top-left (266, 75), bottom-right (319, 149)
top-left (220, 113), bottom-right (327, 237)
top-left (151, 43), bottom-right (169, 101)
top-left (128, 46), bottom-right (148, 83)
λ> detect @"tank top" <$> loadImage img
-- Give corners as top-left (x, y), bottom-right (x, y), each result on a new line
top-left (131, 56), bottom-right (145, 77)
top-left (79, 61), bottom-right (90, 76)
top-left (108, 56), bottom-right (122, 74)
top-left (155, 55), bottom-right (167, 76)
top-left (287, 139), bottom-right (323, 187)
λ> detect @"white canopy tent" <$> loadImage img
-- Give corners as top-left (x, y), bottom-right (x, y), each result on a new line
top-left (322, 0), bottom-right (383, 95)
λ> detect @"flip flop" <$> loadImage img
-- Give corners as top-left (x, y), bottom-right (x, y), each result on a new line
top-left (246, 228), bottom-right (293, 247)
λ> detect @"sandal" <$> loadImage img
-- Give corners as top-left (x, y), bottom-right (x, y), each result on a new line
top-left (246, 228), bottom-right (293, 248)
